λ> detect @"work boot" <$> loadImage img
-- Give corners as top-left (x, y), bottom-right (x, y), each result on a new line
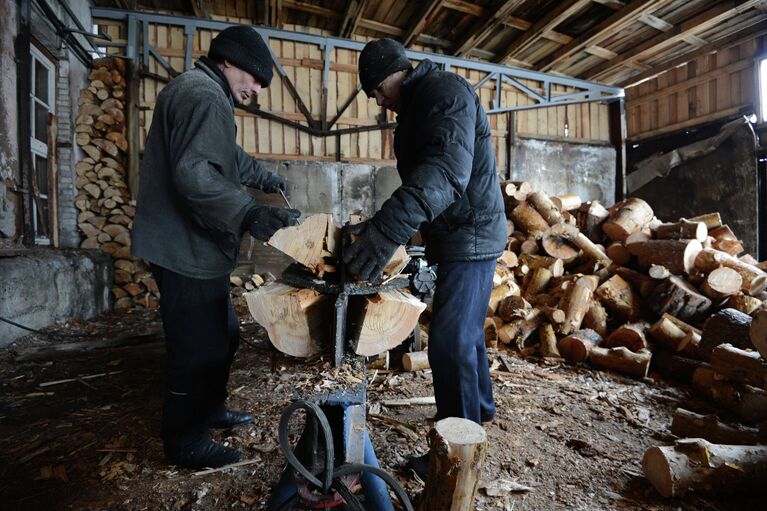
top-left (405, 452), bottom-right (429, 480)
top-left (209, 408), bottom-right (254, 429)
top-left (164, 436), bottom-right (240, 470)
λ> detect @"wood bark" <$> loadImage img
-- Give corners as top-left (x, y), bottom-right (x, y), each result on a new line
top-left (244, 283), bottom-right (331, 358)
top-left (402, 351), bottom-right (430, 371)
top-left (710, 343), bottom-right (767, 388)
top-left (750, 309), bottom-right (767, 360)
top-left (595, 274), bottom-right (641, 322)
top-left (699, 308), bottom-right (753, 359)
top-left (602, 197), bottom-right (654, 242)
top-left (604, 321), bottom-right (650, 352)
top-left (557, 328), bottom-right (602, 362)
top-left (626, 239), bottom-right (702, 275)
top-left (510, 201), bottom-right (550, 236)
top-left (642, 438), bottom-right (767, 497)
top-left (651, 276), bottom-right (712, 323)
top-left (654, 219), bottom-right (707, 242)
top-left (670, 408), bottom-right (765, 445)
top-left (418, 418), bottom-right (487, 511)
top-left (355, 290), bottom-right (427, 356)
top-left (589, 346), bottom-right (651, 378)
top-left (576, 200), bottom-right (609, 243)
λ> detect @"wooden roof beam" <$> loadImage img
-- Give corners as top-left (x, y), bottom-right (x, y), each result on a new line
top-left (403, 0), bottom-right (445, 48)
top-left (583, 0), bottom-right (764, 80)
top-left (190, 0), bottom-right (211, 19)
top-left (503, 16), bottom-right (573, 44)
top-left (282, 0), bottom-right (340, 19)
top-left (267, 0), bottom-right (283, 27)
top-left (339, 0), bottom-right (368, 38)
top-left (495, 0), bottom-right (592, 63)
top-left (452, 0), bottom-right (526, 57)
top-left (619, 18), bottom-right (767, 88)
top-left (539, 0), bottom-right (669, 72)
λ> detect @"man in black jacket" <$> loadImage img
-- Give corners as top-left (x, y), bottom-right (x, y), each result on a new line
top-left (346, 38), bottom-right (508, 474)
top-left (132, 26), bottom-right (300, 469)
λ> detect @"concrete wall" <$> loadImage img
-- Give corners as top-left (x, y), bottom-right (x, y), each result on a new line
top-left (0, 1), bottom-right (19, 244)
top-left (0, 250), bottom-right (113, 347)
top-left (509, 137), bottom-right (617, 206)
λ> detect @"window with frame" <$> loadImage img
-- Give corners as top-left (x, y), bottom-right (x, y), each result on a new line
top-left (30, 45), bottom-right (56, 244)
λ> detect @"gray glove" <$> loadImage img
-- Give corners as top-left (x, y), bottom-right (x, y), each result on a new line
top-left (244, 206), bottom-right (300, 241)
top-left (261, 173), bottom-right (286, 193)
top-left (342, 221), bottom-right (399, 282)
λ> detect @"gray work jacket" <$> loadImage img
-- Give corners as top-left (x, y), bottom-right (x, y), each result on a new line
top-left (132, 60), bottom-right (273, 278)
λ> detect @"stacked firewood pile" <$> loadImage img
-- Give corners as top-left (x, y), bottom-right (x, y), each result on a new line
top-left (488, 181), bottom-right (767, 497)
top-left (74, 57), bottom-right (158, 310)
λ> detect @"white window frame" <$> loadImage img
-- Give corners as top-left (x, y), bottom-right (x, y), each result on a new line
top-left (29, 44), bottom-right (56, 245)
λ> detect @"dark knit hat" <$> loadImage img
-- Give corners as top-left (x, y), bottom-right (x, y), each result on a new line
top-left (358, 38), bottom-right (412, 97)
top-left (209, 26), bottom-right (273, 87)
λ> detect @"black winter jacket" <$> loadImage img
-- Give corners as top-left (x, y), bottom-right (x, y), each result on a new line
top-left (132, 60), bottom-right (276, 278)
top-left (371, 59), bottom-right (508, 263)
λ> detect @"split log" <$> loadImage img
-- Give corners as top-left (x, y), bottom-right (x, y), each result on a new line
top-left (689, 212), bottom-right (722, 229)
top-left (626, 239), bottom-right (702, 275)
top-left (557, 329), bottom-right (602, 362)
top-left (418, 418), bottom-right (487, 511)
top-left (654, 219), bottom-right (707, 242)
top-left (487, 282), bottom-right (519, 316)
top-left (522, 267), bottom-right (552, 301)
top-left (670, 408), bottom-right (765, 445)
top-left (648, 265), bottom-right (671, 280)
top-left (498, 308), bottom-right (543, 349)
top-left (355, 290), bottom-right (427, 356)
top-left (589, 346), bottom-right (651, 378)
top-left (527, 191), bottom-right (564, 226)
top-left (595, 274), bottom-right (641, 322)
top-left (710, 343), bottom-right (767, 388)
top-left (538, 322), bottom-right (560, 358)
top-left (693, 367), bottom-right (767, 423)
top-left (510, 202), bottom-right (550, 235)
top-left (604, 321), bottom-right (650, 352)
top-left (268, 214), bottom-right (338, 276)
top-left (543, 223), bottom-right (611, 265)
top-left (582, 300), bottom-right (608, 338)
top-left (602, 197), bottom-right (654, 242)
top-left (726, 293), bottom-right (764, 315)
top-left (244, 283), bottom-right (331, 357)
top-left (576, 200), bottom-right (610, 243)
top-left (709, 225), bottom-right (744, 256)
top-left (497, 250), bottom-right (518, 269)
top-left (750, 309), bottom-right (767, 360)
top-left (402, 351), bottom-right (430, 372)
top-left (699, 308), bottom-right (753, 359)
top-left (695, 248), bottom-right (767, 295)
top-left (551, 194), bottom-right (581, 212)
top-left (642, 438), bottom-right (767, 497)
top-left (649, 314), bottom-right (698, 353)
top-left (558, 277), bottom-right (593, 335)
top-left (651, 276), bottom-right (712, 323)
top-left (699, 267), bottom-right (742, 301)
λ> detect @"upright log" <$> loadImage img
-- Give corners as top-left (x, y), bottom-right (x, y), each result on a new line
top-left (538, 322), bottom-right (560, 358)
top-left (558, 277), bottom-right (593, 335)
top-left (418, 418), bottom-right (487, 511)
top-left (642, 438), bottom-right (767, 497)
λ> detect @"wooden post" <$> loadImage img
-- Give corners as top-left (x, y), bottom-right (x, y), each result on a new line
top-left (418, 418), bottom-right (487, 511)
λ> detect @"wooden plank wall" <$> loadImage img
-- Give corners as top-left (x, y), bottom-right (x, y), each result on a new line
top-left (96, 16), bottom-right (612, 170)
top-left (626, 35), bottom-right (765, 142)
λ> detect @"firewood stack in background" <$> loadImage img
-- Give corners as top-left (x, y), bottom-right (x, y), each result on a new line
top-left (74, 57), bottom-right (158, 310)
top-left (490, 181), bottom-right (767, 423)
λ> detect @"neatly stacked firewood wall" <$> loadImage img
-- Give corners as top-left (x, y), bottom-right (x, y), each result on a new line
top-left (74, 57), bottom-right (158, 310)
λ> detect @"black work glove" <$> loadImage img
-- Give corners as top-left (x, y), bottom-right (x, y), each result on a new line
top-left (244, 206), bottom-right (301, 241)
top-left (261, 172), bottom-right (286, 193)
top-left (342, 221), bottom-right (400, 282)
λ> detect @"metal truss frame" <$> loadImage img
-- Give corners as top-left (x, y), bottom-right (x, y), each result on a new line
top-left (92, 7), bottom-right (624, 138)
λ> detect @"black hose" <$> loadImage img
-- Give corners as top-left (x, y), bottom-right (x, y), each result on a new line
top-left (277, 399), bottom-right (414, 510)
top-left (0, 315), bottom-right (87, 339)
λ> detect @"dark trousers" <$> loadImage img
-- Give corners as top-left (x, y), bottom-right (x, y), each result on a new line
top-left (428, 259), bottom-right (496, 424)
top-left (151, 265), bottom-right (240, 447)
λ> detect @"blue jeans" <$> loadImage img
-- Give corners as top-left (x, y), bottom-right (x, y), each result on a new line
top-left (428, 259), bottom-right (496, 424)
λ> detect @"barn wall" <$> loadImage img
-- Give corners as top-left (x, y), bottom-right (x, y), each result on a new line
top-left (626, 35), bottom-right (764, 141)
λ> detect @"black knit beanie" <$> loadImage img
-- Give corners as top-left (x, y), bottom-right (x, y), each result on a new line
top-left (358, 38), bottom-right (412, 97)
top-left (209, 26), bottom-right (273, 87)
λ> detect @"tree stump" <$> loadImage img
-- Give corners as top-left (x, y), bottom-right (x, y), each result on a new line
top-left (418, 418), bottom-right (487, 511)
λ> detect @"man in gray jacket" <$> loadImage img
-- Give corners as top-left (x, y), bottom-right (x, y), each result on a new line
top-left (132, 26), bottom-right (300, 469)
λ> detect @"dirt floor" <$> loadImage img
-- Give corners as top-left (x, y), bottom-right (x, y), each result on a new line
top-left (0, 298), bottom-right (763, 511)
